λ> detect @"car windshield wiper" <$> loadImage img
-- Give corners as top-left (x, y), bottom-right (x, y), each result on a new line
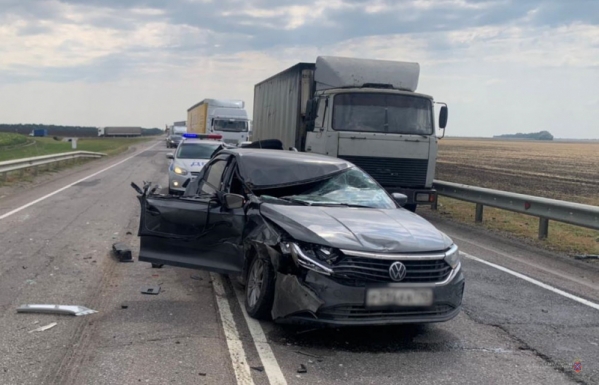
top-left (275, 196), bottom-right (312, 206)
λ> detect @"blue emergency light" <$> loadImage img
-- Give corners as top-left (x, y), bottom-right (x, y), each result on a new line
top-left (182, 133), bottom-right (223, 140)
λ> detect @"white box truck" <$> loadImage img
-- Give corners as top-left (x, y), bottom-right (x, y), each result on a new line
top-left (252, 56), bottom-right (448, 211)
top-left (187, 99), bottom-right (251, 145)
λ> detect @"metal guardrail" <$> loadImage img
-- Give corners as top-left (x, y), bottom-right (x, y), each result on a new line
top-left (0, 151), bottom-right (106, 178)
top-left (433, 180), bottom-right (599, 239)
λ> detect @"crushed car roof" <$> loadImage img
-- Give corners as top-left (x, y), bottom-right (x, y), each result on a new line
top-left (221, 149), bottom-right (353, 188)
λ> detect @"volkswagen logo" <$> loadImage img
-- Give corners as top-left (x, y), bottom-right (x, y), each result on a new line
top-left (389, 261), bottom-right (407, 282)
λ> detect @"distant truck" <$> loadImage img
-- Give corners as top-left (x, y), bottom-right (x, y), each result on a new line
top-left (100, 127), bottom-right (142, 137)
top-left (29, 129), bottom-right (48, 137)
top-left (252, 56), bottom-right (448, 211)
top-left (186, 99), bottom-right (250, 145)
top-left (171, 121), bottom-right (187, 135)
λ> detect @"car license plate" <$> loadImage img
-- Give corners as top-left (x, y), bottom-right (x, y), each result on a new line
top-left (366, 288), bottom-right (433, 307)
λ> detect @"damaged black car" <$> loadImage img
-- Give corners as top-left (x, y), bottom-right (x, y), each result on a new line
top-left (133, 148), bottom-right (464, 325)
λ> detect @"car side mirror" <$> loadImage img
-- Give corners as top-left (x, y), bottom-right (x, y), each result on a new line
top-left (223, 193), bottom-right (244, 210)
top-left (166, 153), bottom-right (174, 159)
top-left (392, 193), bottom-right (408, 207)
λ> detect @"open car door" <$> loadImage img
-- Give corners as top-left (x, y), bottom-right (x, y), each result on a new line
top-left (134, 155), bottom-right (245, 274)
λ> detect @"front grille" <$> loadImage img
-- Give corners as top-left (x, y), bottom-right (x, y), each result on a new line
top-left (318, 304), bottom-right (455, 321)
top-left (332, 257), bottom-right (452, 286)
top-left (338, 156), bottom-right (428, 188)
top-left (190, 172), bottom-right (202, 177)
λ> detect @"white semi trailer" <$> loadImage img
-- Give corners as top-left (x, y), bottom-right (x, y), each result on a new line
top-left (252, 56), bottom-right (448, 211)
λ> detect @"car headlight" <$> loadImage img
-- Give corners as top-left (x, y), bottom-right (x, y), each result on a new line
top-left (280, 242), bottom-right (339, 275)
top-left (444, 244), bottom-right (460, 269)
top-left (174, 166), bottom-right (188, 175)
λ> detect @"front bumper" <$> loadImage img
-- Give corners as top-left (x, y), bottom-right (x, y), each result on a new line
top-left (273, 269), bottom-right (464, 326)
top-left (168, 172), bottom-right (191, 193)
top-left (385, 188), bottom-right (437, 206)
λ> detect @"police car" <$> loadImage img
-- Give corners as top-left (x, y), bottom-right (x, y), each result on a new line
top-left (166, 133), bottom-right (224, 194)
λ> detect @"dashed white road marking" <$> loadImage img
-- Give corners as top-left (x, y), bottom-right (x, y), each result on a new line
top-left (233, 284), bottom-right (288, 385)
top-left (462, 252), bottom-right (599, 311)
top-left (211, 273), bottom-right (255, 385)
top-left (0, 141), bottom-right (159, 220)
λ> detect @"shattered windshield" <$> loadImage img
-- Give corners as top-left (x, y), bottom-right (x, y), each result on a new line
top-left (213, 119), bottom-right (248, 132)
top-left (263, 167), bottom-right (396, 209)
top-left (333, 93), bottom-right (433, 135)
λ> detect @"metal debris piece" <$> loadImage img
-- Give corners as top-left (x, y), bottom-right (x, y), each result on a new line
top-left (29, 322), bottom-right (57, 333)
top-left (17, 305), bottom-right (98, 316)
top-left (297, 364), bottom-right (307, 374)
top-left (250, 366), bottom-right (264, 372)
top-left (198, 373), bottom-right (207, 376)
top-left (141, 285), bottom-right (161, 295)
top-left (112, 242), bottom-right (133, 262)
top-left (574, 254), bottom-right (599, 260)
top-left (295, 351), bottom-right (322, 360)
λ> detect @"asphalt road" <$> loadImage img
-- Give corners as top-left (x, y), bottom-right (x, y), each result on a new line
top-left (0, 139), bottom-right (597, 385)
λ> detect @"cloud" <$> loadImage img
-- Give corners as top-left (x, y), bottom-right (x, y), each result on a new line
top-left (0, 0), bottom-right (598, 138)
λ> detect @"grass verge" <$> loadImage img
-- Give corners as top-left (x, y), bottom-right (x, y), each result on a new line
top-left (0, 132), bottom-right (29, 148)
top-left (0, 136), bottom-right (152, 162)
top-left (435, 196), bottom-right (599, 256)
top-left (0, 136), bottom-right (154, 187)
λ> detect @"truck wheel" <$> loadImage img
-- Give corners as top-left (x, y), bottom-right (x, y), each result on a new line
top-left (245, 255), bottom-right (275, 320)
top-left (404, 204), bottom-right (417, 213)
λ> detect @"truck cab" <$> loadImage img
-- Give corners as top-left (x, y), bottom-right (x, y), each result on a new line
top-left (304, 87), bottom-right (447, 210)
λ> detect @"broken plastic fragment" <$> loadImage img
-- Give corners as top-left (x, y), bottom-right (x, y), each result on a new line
top-left (297, 364), bottom-right (307, 373)
top-left (112, 243), bottom-right (133, 262)
top-left (17, 305), bottom-right (98, 316)
top-left (29, 322), bottom-right (57, 333)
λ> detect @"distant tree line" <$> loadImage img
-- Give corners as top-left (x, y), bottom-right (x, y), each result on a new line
top-left (493, 130), bottom-right (554, 140)
top-left (0, 124), bottom-right (163, 137)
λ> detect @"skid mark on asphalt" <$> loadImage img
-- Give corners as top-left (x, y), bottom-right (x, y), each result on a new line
top-left (463, 252), bottom-right (599, 311)
top-left (233, 284), bottom-right (288, 385)
top-left (211, 273), bottom-right (255, 385)
top-left (0, 141), bottom-right (159, 221)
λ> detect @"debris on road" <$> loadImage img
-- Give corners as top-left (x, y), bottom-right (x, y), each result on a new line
top-left (574, 254), bottom-right (599, 260)
top-left (251, 366), bottom-right (264, 372)
top-left (198, 372), bottom-right (207, 377)
top-left (121, 305), bottom-right (128, 309)
top-left (295, 350), bottom-right (323, 360)
top-left (17, 304), bottom-right (98, 316)
top-left (141, 285), bottom-right (161, 295)
top-left (190, 275), bottom-right (202, 281)
top-left (112, 242), bottom-right (133, 262)
top-left (28, 322), bottom-right (57, 333)
top-left (297, 364), bottom-right (307, 373)
top-left (126, 231), bottom-right (132, 235)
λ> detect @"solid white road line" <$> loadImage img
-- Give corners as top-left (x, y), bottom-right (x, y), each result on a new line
top-left (0, 141), bottom-right (159, 221)
top-left (211, 273), bottom-right (255, 385)
top-left (234, 285), bottom-right (288, 385)
top-left (462, 252), bottom-right (599, 311)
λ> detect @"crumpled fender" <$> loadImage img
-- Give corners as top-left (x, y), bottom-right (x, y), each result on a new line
top-left (271, 273), bottom-right (324, 320)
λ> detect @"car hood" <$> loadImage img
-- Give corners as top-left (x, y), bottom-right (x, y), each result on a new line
top-left (259, 204), bottom-right (452, 253)
top-left (176, 158), bottom-right (210, 172)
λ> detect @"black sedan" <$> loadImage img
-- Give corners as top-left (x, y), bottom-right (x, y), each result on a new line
top-left (133, 148), bottom-right (464, 325)
top-left (166, 134), bottom-right (182, 148)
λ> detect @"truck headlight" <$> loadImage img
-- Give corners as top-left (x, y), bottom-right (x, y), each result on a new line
top-left (174, 166), bottom-right (188, 175)
top-left (444, 244), bottom-right (460, 269)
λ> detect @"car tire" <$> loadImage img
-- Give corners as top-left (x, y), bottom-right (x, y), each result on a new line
top-left (245, 256), bottom-right (275, 320)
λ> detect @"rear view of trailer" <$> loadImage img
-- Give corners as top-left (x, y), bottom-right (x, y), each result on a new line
top-left (253, 63), bottom-right (315, 151)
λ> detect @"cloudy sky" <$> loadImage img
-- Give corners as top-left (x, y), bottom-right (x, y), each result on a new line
top-left (1, 0), bottom-right (598, 138)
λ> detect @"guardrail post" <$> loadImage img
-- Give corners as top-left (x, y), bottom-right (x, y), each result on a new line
top-left (475, 203), bottom-right (484, 223)
top-left (538, 218), bottom-right (549, 240)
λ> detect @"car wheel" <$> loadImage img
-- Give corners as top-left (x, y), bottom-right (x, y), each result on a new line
top-left (245, 256), bottom-right (275, 320)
